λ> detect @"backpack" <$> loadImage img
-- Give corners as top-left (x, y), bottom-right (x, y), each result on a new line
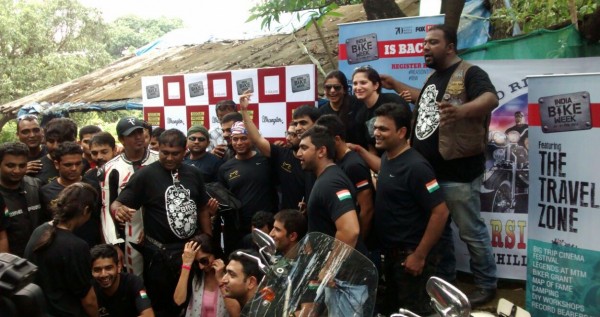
top-left (205, 182), bottom-right (242, 213)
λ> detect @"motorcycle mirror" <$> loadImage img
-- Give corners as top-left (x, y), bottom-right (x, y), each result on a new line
top-left (426, 276), bottom-right (471, 317)
top-left (252, 228), bottom-right (276, 254)
top-left (235, 251), bottom-right (268, 274)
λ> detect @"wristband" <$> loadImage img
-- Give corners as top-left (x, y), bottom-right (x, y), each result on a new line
top-left (182, 264), bottom-right (191, 271)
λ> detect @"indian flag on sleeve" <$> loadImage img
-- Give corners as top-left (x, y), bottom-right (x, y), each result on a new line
top-left (140, 290), bottom-right (148, 299)
top-left (426, 179), bottom-right (440, 193)
top-left (356, 180), bottom-right (369, 189)
top-left (336, 189), bottom-right (352, 201)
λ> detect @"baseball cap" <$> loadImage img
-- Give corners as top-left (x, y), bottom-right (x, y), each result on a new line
top-left (117, 117), bottom-right (145, 137)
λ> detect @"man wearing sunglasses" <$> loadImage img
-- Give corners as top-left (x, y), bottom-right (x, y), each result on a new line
top-left (183, 125), bottom-right (222, 183)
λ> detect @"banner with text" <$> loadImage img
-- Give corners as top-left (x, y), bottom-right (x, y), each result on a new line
top-left (141, 65), bottom-right (317, 140)
top-left (525, 73), bottom-right (600, 317)
top-left (338, 15), bottom-right (444, 91)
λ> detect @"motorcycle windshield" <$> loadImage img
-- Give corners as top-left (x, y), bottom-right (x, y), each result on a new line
top-left (242, 232), bottom-right (378, 317)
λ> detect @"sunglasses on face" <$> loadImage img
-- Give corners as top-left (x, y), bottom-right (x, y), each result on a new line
top-left (324, 84), bottom-right (343, 92)
top-left (198, 257), bottom-right (210, 266)
top-left (188, 136), bottom-right (207, 142)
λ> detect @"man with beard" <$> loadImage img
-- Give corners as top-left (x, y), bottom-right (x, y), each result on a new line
top-left (239, 92), bottom-right (306, 209)
top-left (218, 121), bottom-right (278, 254)
top-left (91, 244), bottom-right (154, 317)
top-left (380, 24), bottom-right (499, 306)
top-left (41, 141), bottom-right (101, 248)
top-left (35, 117), bottom-right (78, 184)
top-left (0, 142), bottom-right (43, 257)
top-left (296, 125), bottom-right (367, 316)
top-left (15, 115), bottom-right (45, 175)
top-left (183, 125), bottom-right (222, 183)
top-left (111, 129), bottom-right (217, 317)
top-left (101, 117), bottom-right (159, 277)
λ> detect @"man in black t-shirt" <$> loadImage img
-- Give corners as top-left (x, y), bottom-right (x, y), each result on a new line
top-left (316, 114), bottom-right (375, 241)
top-left (112, 129), bottom-right (217, 316)
top-left (352, 103), bottom-right (450, 315)
top-left (183, 125), bottom-right (222, 183)
top-left (381, 24), bottom-right (499, 306)
top-left (15, 115), bottom-right (46, 175)
top-left (91, 244), bottom-right (154, 317)
top-left (35, 118), bottom-right (78, 185)
top-left (41, 142), bottom-right (101, 248)
top-left (0, 142), bottom-right (44, 257)
top-left (239, 93), bottom-right (317, 210)
top-left (297, 125), bottom-right (368, 316)
top-left (218, 121), bottom-right (278, 235)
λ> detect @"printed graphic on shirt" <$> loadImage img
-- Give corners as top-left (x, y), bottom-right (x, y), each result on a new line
top-left (415, 84), bottom-right (440, 140)
top-left (164, 184), bottom-right (197, 238)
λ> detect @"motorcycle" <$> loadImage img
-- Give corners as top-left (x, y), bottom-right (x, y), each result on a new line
top-left (482, 130), bottom-right (529, 213)
top-left (391, 276), bottom-right (530, 317)
top-left (238, 229), bottom-right (378, 317)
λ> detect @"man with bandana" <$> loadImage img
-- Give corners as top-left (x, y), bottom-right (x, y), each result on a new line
top-left (111, 129), bottom-right (218, 317)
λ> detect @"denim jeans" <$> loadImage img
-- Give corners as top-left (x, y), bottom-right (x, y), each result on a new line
top-left (439, 174), bottom-right (497, 289)
top-left (324, 279), bottom-right (368, 317)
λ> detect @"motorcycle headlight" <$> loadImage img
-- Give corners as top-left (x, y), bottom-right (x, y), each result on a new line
top-left (507, 131), bottom-right (520, 143)
top-left (493, 148), bottom-right (505, 161)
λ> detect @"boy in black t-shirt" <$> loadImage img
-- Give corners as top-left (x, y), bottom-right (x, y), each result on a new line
top-left (91, 244), bottom-right (154, 317)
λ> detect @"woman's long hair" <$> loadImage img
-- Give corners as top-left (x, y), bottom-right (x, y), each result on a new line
top-left (33, 182), bottom-right (98, 252)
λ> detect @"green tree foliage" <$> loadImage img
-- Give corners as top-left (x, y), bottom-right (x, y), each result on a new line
top-left (248, 0), bottom-right (361, 30)
top-left (105, 15), bottom-right (183, 58)
top-left (491, 0), bottom-right (598, 35)
top-left (0, 0), bottom-right (113, 104)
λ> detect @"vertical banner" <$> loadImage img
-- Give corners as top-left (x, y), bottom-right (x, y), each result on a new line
top-left (142, 65), bottom-right (317, 140)
top-left (526, 73), bottom-right (600, 316)
top-left (338, 15), bottom-right (444, 91)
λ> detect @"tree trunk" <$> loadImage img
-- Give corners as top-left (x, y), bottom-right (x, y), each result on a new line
top-left (363, 0), bottom-right (406, 20)
top-left (440, 0), bottom-right (466, 33)
top-left (581, 5), bottom-right (600, 43)
top-left (0, 114), bottom-right (15, 133)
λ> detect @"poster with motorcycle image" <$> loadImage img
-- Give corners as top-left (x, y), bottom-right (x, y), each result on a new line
top-left (526, 73), bottom-right (600, 317)
top-left (448, 58), bottom-right (600, 281)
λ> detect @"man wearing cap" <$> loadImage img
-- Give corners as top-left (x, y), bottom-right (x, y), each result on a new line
top-left (100, 117), bottom-right (159, 277)
top-left (218, 121), bottom-right (278, 254)
top-left (183, 125), bottom-right (222, 183)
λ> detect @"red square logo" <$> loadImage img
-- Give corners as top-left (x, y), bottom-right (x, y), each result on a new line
top-left (144, 107), bottom-right (165, 128)
top-left (207, 72), bottom-right (233, 104)
top-left (162, 76), bottom-right (186, 106)
top-left (186, 106), bottom-right (209, 130)
top-left (258, 67), bottom-right (286, 103)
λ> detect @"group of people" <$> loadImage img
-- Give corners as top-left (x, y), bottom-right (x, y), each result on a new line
top-left (0, 24), bottom-right (500, 317)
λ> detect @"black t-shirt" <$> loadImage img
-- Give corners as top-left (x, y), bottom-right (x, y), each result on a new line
top-left (0, 177), bottom-right (43, 257)
top-left (270, 145), bottom-right (305, 209)
top-left (24, 223), bottom-right (93, 317)
top-left (411, 61), bottom-right (497, 182)
top-left (320, 97), bottom-right (363, 148)
top-left (36, 155), bottom-right (58, 185)
top-left (354, 93), bottom-right (409, 150)
top-left (117, 162), bottom-right (209, 243)
top-left (218, 154), bottom-right (278, 231)
top-left (40, 179), bottom-right (101, 248)
top-left (95, 272), bottom-right (152, 317)
top-left (307, 166), bottom-right (358, 240)
top-left (183, 152), bottom-right (223, 183)
top-left (337, 151), bottom-right (373, 198)
top-left (375, 149), bottom-right (446, 249)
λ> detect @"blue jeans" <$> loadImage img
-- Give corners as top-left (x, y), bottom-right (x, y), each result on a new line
top-left (324, 279), bottom-right (368, 317)
top-left (440, 174), bottom-right (497, 289)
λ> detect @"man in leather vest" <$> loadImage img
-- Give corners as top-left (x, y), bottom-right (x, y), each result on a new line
top-left (381, 24), bottom-right (499, 306)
